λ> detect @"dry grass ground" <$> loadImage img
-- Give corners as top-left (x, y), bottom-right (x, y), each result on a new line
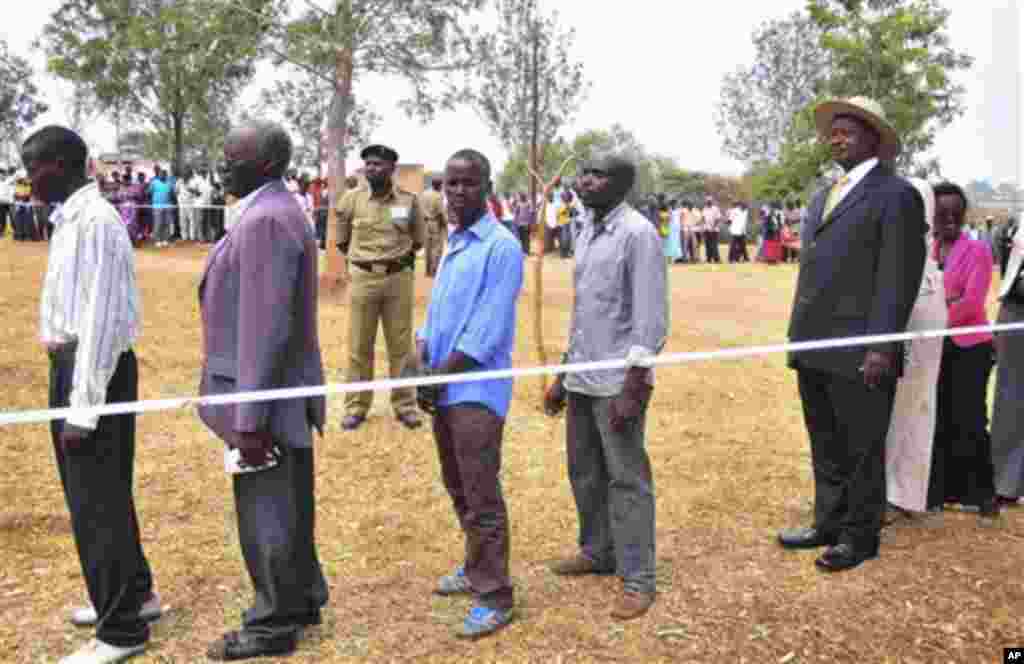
top-left (0, 238), bottom-right (1021, 663)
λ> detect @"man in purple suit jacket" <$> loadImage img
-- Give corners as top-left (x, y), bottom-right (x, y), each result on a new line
top-left (198, 122), bottom-right (328, 662)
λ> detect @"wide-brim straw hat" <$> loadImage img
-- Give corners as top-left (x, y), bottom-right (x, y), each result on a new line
top-left (814, 96), bottom-right (901, 161)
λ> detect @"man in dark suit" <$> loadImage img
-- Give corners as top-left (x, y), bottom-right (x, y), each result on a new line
top-left (198, 121), bottom-right (328, 660)
top-left (779, 97), bottom-right (927, 572)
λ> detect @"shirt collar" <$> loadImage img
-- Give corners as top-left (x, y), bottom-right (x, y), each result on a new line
top-left (51, 182), bottom-right (99, 228)
top-left (842, 157), bottom-right (879, 187)
top-left (589, 201), bottom-right (629, 233)
top-left (236, 179), bottom-right (280, 218)
top-left (455, 211), bottom-right (499, 241)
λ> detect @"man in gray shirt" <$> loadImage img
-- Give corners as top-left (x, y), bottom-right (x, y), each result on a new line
top-left (543, 155), bottom-right (669, 620)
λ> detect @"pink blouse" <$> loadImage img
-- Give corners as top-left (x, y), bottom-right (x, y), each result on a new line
top-left (935, 232), bottom-right (993, 347)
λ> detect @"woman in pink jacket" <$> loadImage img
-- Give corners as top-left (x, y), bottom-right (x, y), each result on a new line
top-left (926, 182), bottom-right (999, 517)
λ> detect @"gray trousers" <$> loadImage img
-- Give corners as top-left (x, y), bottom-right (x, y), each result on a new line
top-left (566, 392), bottom-right (656, 594)
top-left (233, 445), bottom-right (328, 636)
top-left (153, 208), bottom-right (174, 242)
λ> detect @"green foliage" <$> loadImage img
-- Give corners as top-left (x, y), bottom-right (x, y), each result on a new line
top-left (0, 38), bottom-right (49, 148)
top-left (258, 74), bottom-right (380, 170)
top-left (715, 11), bottom-right (830, 164)
top-left (271, 0), bottom-right (484, 184)
top-left (498, 123), bottom-right (742, 204)
top-left (725, 0), bottom-right (971, 198)
top-left (39, 0), bottom-right (282, 173)
top-left (473, 0), bottom-right (588, 198)
top-left (806, 0), bottom-right (972, 174)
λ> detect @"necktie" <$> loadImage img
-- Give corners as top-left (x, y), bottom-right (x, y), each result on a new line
top-left (823, 176), bottom-right (850, 219)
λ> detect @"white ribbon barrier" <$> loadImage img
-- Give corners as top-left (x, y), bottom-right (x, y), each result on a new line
top-left (1, 321), bottom-right (1023, 427)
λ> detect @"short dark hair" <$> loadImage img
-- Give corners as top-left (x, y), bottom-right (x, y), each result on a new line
top-left (21, 125), bottom-right (88, 173)
top-left (447, 149), bottom-right (492, 181)
top-left (250, 122), bottom-right (292, 179)
top-left (933, 181), bottom-right (969, 214)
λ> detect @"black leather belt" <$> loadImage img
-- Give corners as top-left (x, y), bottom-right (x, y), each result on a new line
top-left (352, 256), bottom-right (413, 274)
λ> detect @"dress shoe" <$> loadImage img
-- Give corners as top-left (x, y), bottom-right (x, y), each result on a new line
top-left (59, 639), bottom-right (145, 664)
top-left (206, 630), bottom-right (296, 661)
top-left (777, 527), bottom-right (836, 550)
top-left (70, 593), bottom-right (163, 627)
top-left (977, 497), bottom-right (1001, 519)
top-left (814, 543), bottom-right (877, 573)
top-left (611, 591), bottom-right (655, 620)
top-left (549, 554), bottom-right (615, 576)
top-left (341, 414), bottom-right (365, 431)
top-left (396, 411), bottom-right (422, 430)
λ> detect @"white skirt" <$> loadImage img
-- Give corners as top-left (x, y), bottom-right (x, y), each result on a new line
top-left (885, 264), bottom-right (946, 512)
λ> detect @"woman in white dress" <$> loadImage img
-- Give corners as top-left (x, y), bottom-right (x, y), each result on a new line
top-left (885, 177), bottom-right (947, 514)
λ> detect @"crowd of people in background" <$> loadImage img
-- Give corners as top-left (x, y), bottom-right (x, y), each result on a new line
top-left (0, 165), bottom-right (333, 251)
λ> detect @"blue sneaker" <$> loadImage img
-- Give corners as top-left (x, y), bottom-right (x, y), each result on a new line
top-left (435, 566), bottom-right (473, 596)
top-left (456, 605), bottom-right (513, 639)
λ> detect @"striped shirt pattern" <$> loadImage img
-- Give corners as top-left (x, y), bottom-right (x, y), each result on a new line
top-left (40, 182), bottom-right (140, 430)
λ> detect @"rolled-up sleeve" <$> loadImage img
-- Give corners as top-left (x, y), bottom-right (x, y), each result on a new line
top-left (626, 224), bottom-right (669, 366)
top-left (454, 240), bottom-right (524, 364)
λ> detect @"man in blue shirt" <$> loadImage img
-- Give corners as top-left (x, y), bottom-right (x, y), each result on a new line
top-left (416, 148), bottom-right (524, 639)
top-left (147, 167), bottom-right (174, 247)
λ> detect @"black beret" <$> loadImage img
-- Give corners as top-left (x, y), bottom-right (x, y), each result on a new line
top-left (360, 144), bottom-right (399, 163)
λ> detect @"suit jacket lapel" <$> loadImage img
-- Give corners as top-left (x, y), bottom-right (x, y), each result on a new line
top-left (805, 187), bottom-right (828, 240)
top-left (814, 165), bottom-right (880, 238)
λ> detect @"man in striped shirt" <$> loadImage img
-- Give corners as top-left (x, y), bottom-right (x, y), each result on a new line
top-left (27, 126), bottom-right (160, 664)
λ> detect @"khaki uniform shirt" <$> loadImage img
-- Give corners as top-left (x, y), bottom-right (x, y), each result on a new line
top-left (419, 190), bottom-right (447, 232)
top-left (336, 184), bottom-right (424, 263)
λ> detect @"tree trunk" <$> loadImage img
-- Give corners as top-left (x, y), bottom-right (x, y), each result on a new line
top-left (529, 16), bottom-right (548, 395)
top-left (172, 112), bottom-right (184, 177)
top-left (321, 45), bottom-right (354, 295)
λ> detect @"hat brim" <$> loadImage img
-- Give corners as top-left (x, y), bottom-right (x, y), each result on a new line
top-left (815, 101), bottom-right (901, 161)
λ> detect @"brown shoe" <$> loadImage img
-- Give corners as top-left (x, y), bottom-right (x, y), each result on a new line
top-left (611, 590), bottom-right (654, 620)
top-left (549, 554), bottom-right (614, 576)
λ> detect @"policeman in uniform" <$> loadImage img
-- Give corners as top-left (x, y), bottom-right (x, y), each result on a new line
top-left (337, 144), bottom-right (424, 431)
top-left (421, 175), bottom-right (447, 276)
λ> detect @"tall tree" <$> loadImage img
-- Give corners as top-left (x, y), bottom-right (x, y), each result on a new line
top-left (258, 71), bottom-right (379, 173)
top-left (473, 0), bottom-right (589, 205)
top-left (39, 0), bottom-right (281, 175)
top-left (268, 0), bottom-right (484, 289)
top-left (715, 11), bottom-right (830, 166)
top-left (807, 0), bottom-right (973, 175)
top-left (0, 38), bottom-right (49, 152)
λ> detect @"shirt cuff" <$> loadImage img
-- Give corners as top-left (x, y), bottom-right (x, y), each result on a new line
top-left (625, 345), bottom-right (656, 368)
top-left (65, 411), bottom-right (99, 431)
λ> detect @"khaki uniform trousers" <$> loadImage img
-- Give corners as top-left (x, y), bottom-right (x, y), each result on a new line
top-left (425, 223), bottom-right (447, 276)
top-left (345, 265), bottom-right (417, 417)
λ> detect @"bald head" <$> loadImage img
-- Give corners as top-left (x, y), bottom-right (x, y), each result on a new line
top-left (222, 122), bottom-right (292, 197)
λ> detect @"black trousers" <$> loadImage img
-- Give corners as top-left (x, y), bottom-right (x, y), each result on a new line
top-left (927, 340), bottom-right (996, 509)
top-left (233, 446), bottom-right (328, 637)
top-left (729, 235), bottom-right (749, 262)
top-left (704, 231), bottom-right (721, 262)
top-left (517, 227), bottom-right (530, 255)
top-left (0, 202), bottom-right (9, 236)
top-left (50, 349), bottom-right (153, 647)
top-left (797, 368), bottom-right (895, 551)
